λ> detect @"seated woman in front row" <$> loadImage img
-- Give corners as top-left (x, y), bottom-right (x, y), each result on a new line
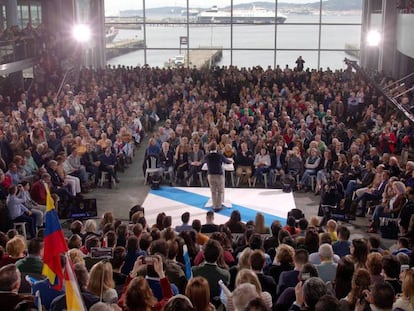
top-left (253, 147), bottom-right (271, 186)
top-left (298, 147), bottom-right (320, 191)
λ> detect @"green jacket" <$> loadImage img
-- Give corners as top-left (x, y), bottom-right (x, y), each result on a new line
top-left (15, 256), bottom-right (43, 275)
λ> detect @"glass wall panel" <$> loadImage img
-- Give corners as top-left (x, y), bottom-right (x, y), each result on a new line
top-left (20, 5), bottom-right (29, 28)
top-left (321, 25), bottom-right (361, 50)
top-left (276, 51), bottom-right (318, 69)
top-left (189, 24), bottom-right (231, 49)
top-left (277, 25), bottom-right (319, 49)
top-left (145, 0), bottom-right (187, 23)
top-left (30, 4), bottom-right (41, 27)
top-left (319, 51), bottom-right (354, 70)
top-left (232, 50), bottom-right (274, 68)
top-left (102, 0), bottom-right (363, 70)
top-left (147, 49), bottom-right (181, 68)
top-left (105, 0), bottom-right (143, 64)
top-left (281, 8), bottom-right (321, 24)
top-left (216, 49), bottom-right (231, 67)
top-left (0, 5), bottom-right (6, 30)
top-left (107, 49), bottom-right (144, 67)
top-left (195, 1), bottom-right (231, 24)
top-left (146, 26), bottom-right (187, 49)
top-left (233, 24), bottom-right (274, 49)
top-left (322, 0), bottom-right (363, 24)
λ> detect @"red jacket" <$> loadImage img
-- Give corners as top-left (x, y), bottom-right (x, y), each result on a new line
top-left (30, 180), bottom-right (47, 205)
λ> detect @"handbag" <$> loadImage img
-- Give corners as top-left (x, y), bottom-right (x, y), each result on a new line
top-left (379, 217), bottom-right (399, 239)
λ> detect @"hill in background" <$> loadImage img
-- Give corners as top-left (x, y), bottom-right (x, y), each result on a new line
top-left (117, 0), bottom-right (362, 17)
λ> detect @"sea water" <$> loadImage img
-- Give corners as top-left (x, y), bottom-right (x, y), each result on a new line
top-left (107, 14), bottom-right (361, 70)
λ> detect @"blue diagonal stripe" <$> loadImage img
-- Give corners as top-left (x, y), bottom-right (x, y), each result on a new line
top-left (150, 187), bottom-right (286, 227)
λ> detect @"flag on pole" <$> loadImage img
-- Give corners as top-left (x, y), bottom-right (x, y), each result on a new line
top-left (65, 256), bottom-right (86, 311)
top-left (42, 183), bottom-right (68, 290)
top-left (183, 244), bottom-right (193, 279)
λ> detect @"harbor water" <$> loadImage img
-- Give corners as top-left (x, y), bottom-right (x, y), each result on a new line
top-left (107, 14), bottom-right (361, 70)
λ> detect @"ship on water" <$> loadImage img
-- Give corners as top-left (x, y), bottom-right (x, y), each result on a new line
top-left (197, 5), bottom-right (287, 24)
top-left (105, 26), bottom-right (119, 43)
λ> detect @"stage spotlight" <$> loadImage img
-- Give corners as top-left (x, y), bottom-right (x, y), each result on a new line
top-left (366, 29), bottom-right (381, 47)
top-left (73, 24), bottom-right (91, 43)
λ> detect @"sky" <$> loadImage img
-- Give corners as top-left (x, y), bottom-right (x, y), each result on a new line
top-left (105, 0), bottom-right (322, 15)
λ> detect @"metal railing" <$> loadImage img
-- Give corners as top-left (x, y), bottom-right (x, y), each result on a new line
top-left (344, 58), bottom-right (414, 123)
top-left (0, 37), bottom-right (40, 64)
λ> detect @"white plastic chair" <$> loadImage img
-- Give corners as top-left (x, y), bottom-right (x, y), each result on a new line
top-left (144, 155), bottom-right (163, 184)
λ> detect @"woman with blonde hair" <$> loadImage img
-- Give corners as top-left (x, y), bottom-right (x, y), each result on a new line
top-left (185, 277), bottom-right (215, 311)
top-left (88, 261), bottom-right (118, 303)
top-left (254, 212), bottom-right (270, 234)
top-left (394, 268), bottom-right (414, 311)
top-left (223, 269), bottom-right (272, 311)
top-left (268, 244), bottom-right (295, 286)
top-left (229, 247), bottom-right (252, 290)
top-left (369, 180), bottom-right (407, 233)
top-left (68, 248), bottom-right (85, 265)
top-left (0, 235), bottom-right (26, 267)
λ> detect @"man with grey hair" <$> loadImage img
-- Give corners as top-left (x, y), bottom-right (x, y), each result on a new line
top-left (290, 277), bottom-right (327, 311)
top-left (0, 264), bottom-right (36, 310)
top-left (233, 283), bottom-right (259, 311)
top-left (316, 244), bottom-right (337, 282)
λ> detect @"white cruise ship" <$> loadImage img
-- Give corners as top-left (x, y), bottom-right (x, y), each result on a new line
top-left (197, 6), bottom-right (287, 24)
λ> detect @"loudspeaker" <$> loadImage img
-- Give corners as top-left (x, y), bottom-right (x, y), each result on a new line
top-left (60, 198), bottom-right (98, 220)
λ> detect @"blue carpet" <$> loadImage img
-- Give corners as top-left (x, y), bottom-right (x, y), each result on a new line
top-left (150, 187), bottom-right (286, 227)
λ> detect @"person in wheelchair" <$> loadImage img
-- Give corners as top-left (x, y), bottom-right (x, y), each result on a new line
top-left (319, 171), bottom-right (345, 224)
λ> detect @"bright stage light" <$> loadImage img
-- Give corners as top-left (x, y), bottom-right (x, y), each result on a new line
top-left (366, 29), bottom-right (381, 47)
top-left (73, 24), bottom-right (91, 43)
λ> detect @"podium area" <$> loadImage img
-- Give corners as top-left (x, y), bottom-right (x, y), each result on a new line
top-left (143, 186), bottom-right (296, 227)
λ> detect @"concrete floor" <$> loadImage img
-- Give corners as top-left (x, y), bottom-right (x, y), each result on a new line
top-left (85, 139), bottom-right (396, 249)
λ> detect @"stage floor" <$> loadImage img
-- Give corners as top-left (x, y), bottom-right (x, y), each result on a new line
top-left (143, 186), bottom-right (296, 228)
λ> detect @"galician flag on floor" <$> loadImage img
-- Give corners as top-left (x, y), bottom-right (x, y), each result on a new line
top-left (42, 183), bottom-right (68, 290)
top-left (65, 255), bottom-right (86, 311)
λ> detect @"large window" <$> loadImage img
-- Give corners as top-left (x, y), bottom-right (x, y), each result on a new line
top-left (17, 1), bottom-right (42, 29)
top-left (104, 0), bottom-right (363, 70)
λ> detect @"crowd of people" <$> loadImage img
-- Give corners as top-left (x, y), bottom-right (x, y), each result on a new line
top-left (0, 58), bottom-right (413, 310)
top-left (1, 208), bottom-right (414, 311)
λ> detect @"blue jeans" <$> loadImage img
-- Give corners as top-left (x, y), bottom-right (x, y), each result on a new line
top-left (372, 205), bottom-right (391, 229)
top-left (345, 180), bottom-right (363, 197)
top-left (269, 168), bottom-right (285, 185)
top-left (300, 169), bottom-right (316, 187)
top-left (254, 167), bottom-right (269, 183)
top-left (357, 191), bottom-right (381, 215)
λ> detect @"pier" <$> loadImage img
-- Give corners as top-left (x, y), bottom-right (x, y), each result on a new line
top-left (188, 47), bottom-right (223, 68)
top-left (165, 47), bottom-right (223, 69)
top-left (106, 39), bottom-right (145, 59)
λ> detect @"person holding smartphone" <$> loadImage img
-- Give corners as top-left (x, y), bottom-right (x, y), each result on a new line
top-left (119, 255), bottom-right (174, 310)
